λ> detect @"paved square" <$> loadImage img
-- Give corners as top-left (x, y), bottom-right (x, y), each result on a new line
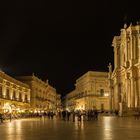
top-left (0, 116), bottom-right (140, 140)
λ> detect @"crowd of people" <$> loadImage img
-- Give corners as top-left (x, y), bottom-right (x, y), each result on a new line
top-left (0, 109), bottom-right (100, 124)
top-left (61, 109), bottom-right (99, 122)
top-left (0, 113), bottom-right (12, 123)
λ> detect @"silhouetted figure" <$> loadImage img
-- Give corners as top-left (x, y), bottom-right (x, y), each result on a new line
top-left (50, 112), bottom-right (54, 119)
top-left (62, 111), bottom-right (66, 121)
top-left (67, 111), bottom-right (71, 121)
top-left (94, 109), bottom-right (98, 120)
top-left (115, 110), bottom-right (119, 116)
top-left (72, 111), bottom-right (75, 122)
top-left (78, 111), bottom-right (82, 122)
top-left (9, 113), bottom-right (12, 122)
top-left (0, 113), bottom-right (3, 123)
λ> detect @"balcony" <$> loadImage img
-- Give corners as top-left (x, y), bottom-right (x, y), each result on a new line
top-left (35, 96), bottom-right (55, 104)
top-left (73, 93), bottom-right (102, 99)
top-left (0, 95), bottom-right (30, 104)
top-left (24, 99), bottom-right (30, 103)
top-left (0, 94), bottom-right (11, 100)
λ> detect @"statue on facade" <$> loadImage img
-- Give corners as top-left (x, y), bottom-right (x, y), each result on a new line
top-left (108, 63), bottom-right (112, 72)
top-left (108, 63), bottom-right (112, 79)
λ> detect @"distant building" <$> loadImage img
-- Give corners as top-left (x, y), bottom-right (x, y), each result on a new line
top-left (16, 74), bottom-right (61, 112)
top-left (111, 23), bottom-right (140, 114)
top-left (0, 71), bottom-right (30, 113)
top-left (65, 71), bottom-right (110, 111)
top-left (56, 94), bottom-right (62, 111)
top-left (65, 90), bottom-right (76, 111)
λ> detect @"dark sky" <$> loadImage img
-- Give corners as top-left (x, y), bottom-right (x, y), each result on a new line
top-left (0, 1), bottom-right (140, 96)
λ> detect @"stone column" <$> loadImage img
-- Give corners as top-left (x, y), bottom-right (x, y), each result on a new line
top-left (114, 84), bottom-right (119, 110)
top-left (127, 79), bottom-right (131, 108)
top-left (138, 34), bottom-right (140, 62)
top-left (109, 86), bottom-right (112, 111)
top-left (136, 34), bottom-right (139, 60)
top-left (130, 77), bottom-right (135, 108)
top-left (22, 92), bottom-right (25, 102)
top-left (130, 36), bottom-right (133, 60)
top-left (125, 78), bottom-right (128, 107)
top-left (126, 37), bottom-right (128, 62)
top-left (114, 47), bottom-right (117, 69)
top-left (16, 89), bottom-right (19, 101)
top-left (2, 84), bottom-right (6, 98)
top-left (10, 87), bottom-right (13, 100)
top-left (134, 78), bottom-right (138, 108)
top-left (112, 87), bottom-right (115, 111)
top-left (117, 48), bottom-right (120, 68)
top-left (27, 90), bottom-right (30, 102)
top-left (108, 63), bottom-right (113, 112)
top-left (130, 35), bottom-right (135, 67)
top-left (133, 35), bottom-right (136, 60)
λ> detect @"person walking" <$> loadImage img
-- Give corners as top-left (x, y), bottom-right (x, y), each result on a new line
top-left (78, 111), bottom-right (82, 122)
top-left (62, 110), bottom-right (66, 121)
top-left (67, 111), bottom-right (71, 121)
top-left (0, 113), bottom-right (3, 123)
top-left (72, 111), bottom-right (75, 122)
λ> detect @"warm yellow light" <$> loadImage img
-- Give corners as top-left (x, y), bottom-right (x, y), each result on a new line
top-left (104, 93), bottom-right (109, 97)
top-left (21, 110), bottom-right (25, 113)
top-left (3, 103), bottom-right (12, 113)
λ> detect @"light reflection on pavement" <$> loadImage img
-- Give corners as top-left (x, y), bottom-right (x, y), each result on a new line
top-left (0, 116), bottom-right (140, 140)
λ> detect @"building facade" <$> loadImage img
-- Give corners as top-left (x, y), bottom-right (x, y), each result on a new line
top-left (65, 90), bottom-right (76, 111)
top-left (56, 94), bottom-right (62, 111)
top-left (65, 71), bottom-right (110, 111)
top-left (17, 74), bottom-right (61, 112)
top-left (111, 23), bottom-right (140, 114)
top-left (0, 71), bottom-right (30, 113)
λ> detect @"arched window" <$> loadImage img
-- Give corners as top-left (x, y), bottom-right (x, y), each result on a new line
top-left (25, 95), bottom-right (28, 102)
top-left (100, 89), bottom-right (104, 96)
top-left (6, 88), bottom-right (10, 99)
top-left (0, 86), bottom-right (2, 97)
top-left (13, 91), bottom-right (16, 100)
top-left (19, 93), bottom-right (22, 101)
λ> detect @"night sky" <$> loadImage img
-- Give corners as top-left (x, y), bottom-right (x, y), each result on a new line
top-left (0, 1), bottom-right (140, 96)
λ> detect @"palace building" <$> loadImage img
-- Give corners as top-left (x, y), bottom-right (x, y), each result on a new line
top-left (65, 71), bottom-right (110, 111)
top-left (16, 74), bottom-right (61, 112)
top-left (111, 23), bottom-right (140, 114)
top-left (0, 71), bottom-right (30, 113)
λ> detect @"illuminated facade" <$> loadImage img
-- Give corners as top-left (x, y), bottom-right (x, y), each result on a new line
top-left (56, 94), bottom-right (62, 111)
top-left (0, 71), bottom-right (30, 113)
top-left (65, 71), bottom-right (110, 111)
top-left (111, 23), bottom-right (140, 113)
top-left (17, 74), bottom-right (61, 112)
top-left (65, 90), bottom-right (76, 111)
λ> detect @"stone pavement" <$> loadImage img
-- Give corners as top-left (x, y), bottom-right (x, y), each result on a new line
top-left (0, 116), bottom-right (140, 140)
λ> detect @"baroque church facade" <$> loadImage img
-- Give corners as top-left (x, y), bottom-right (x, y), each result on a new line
top-left (111, 23), bottom-right (140, 114)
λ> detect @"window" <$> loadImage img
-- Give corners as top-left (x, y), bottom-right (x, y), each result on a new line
top-left (19, 93), bottom-right (22, 101)
top-left (100, 89), bottom-right (104, 96)
top-left (13, 91), bottom-right (16, 100)
top-left (6, 88), bottom-right (10, 99)
top-left (101, 104), bottom-right (104, 111)
top-left (0, 86), bottom-right (2, 97)
top-left (25, 95), bottom-right (28, 100)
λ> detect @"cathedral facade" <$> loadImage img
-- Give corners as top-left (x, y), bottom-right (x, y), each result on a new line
top-left (111, 23), bottom-right (140, 113)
